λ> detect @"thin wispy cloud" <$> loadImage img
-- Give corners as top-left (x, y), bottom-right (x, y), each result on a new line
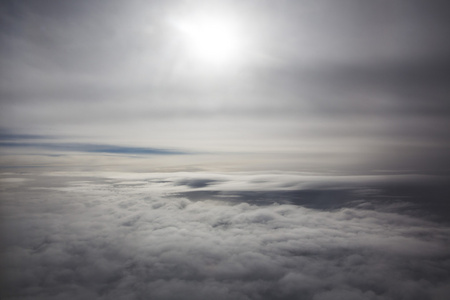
top-left (0, 133), bottom-right (55, 141)
top-left (1, 0), bottom-right (449, 174)
top-left (0, 142), bottom-right (190, 155)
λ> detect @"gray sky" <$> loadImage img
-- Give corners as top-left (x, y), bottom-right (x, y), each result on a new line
top-left (1, 0), bottom-right (450, 173)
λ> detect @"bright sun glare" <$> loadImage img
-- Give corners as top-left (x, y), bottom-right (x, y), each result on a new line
top-left (176, 15), bottom-right (242, 64)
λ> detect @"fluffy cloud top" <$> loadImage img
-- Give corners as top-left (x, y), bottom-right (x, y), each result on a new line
top-left (1, 172), bottom-right (449, 300)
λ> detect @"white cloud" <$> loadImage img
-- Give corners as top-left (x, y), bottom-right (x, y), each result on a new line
top-left (1, 172), bottom-right (449, 299)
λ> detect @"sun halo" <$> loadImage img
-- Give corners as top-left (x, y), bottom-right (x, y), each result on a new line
top-left (175, 14), bottom-right (242, 64)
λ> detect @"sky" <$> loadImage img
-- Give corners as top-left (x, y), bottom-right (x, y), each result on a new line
top-left (1, 0), bottom-right (449, 173)
top-left (1, 1), bottom-right (450, 299)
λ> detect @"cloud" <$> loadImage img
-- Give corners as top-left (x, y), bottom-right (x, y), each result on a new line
top-left (0, 142), bottom-right (190, 155)
top-left (1, 1), bottom-right (449, 176)
top-left (1, 172), bottom-right (449, 299)
top-left (175, 178), bottom-right (222, 188)
top-left (0, 132), bottom-right (54, 141)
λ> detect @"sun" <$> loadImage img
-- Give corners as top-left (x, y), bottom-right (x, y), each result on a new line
top-left (175, 14), bottom-right (242, 64)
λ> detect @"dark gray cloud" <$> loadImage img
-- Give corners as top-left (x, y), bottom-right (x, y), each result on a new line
top-left (1, 172), bottom-right (450, 299)
top-left (175, 178), bottom-right (221, 188)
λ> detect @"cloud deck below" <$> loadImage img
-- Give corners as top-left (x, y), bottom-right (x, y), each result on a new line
top-left (1, 172), bottom-right (450, 300)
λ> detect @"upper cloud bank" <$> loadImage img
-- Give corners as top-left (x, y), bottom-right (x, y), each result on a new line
top-left (1, 172), bottom-right (449, 300)
top-left (1, 0), bottom-right (450, 175)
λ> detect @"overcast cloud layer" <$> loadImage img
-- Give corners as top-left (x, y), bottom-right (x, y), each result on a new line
top-left (1, 0), bottom-right (450, 173)
top-left (1, 172), bottom-right (450, 300)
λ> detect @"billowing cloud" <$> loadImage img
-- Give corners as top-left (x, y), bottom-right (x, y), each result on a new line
top-left (1, 172), bottom-right (449, 299)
